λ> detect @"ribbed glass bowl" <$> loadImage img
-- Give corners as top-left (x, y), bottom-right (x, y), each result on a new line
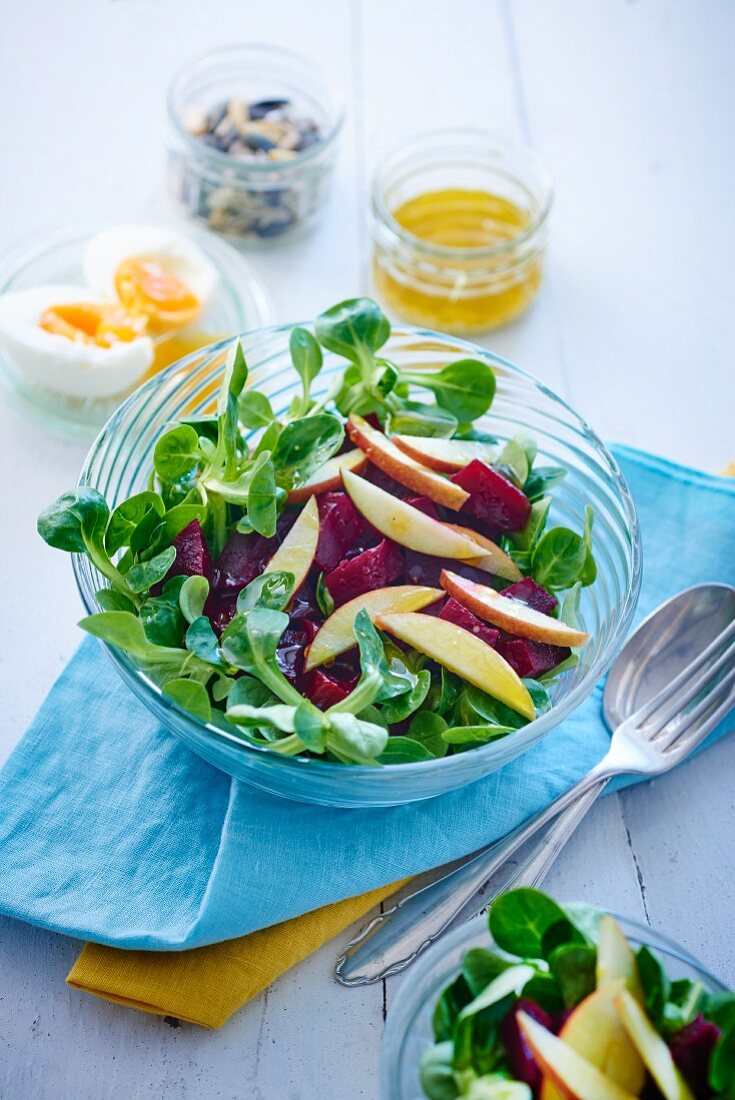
top-left (380, 912), bottom-right (728, 1098)
top-left (73, 324), bottom-right (641, 808)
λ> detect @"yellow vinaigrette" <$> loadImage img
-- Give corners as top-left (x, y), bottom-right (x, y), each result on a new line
top-left (373, 188), bottom-right (545, 334)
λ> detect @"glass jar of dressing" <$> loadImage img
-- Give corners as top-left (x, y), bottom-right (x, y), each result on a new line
top-left (370, 130), bottom-right (553, 333)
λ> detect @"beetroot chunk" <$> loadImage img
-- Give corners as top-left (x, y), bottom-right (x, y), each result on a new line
top-left (172, 520), bottom-right (213, 580)
top-left (365, 462), bottom-right (413, 500)
top-left (498, 636), bottom-right (570, 678)
top-left (315, 492), bottom-right (365, 573)
top-left (324, 539), bottom-right (404, 607)
top-left (669, 1015), bottom-right (721, 1098)
top-left (213, 531), bottom-right (279, 592)
top-left (407, 495), bottom-right (441, 520)
top-left (500, 999), bottom-right (554, 1090)
top-left (438, 598), bottom-right (500, 648)
top-left (501, 577), bottom-right (557, 616)
top-left (204, 592), bottom-right (238, 635)
top-left (451, 460), bottom-right (531, 532)
top-left (405, 551), bottom-right (495, 589)
top-left (301, 666), bottom-right (359, 710)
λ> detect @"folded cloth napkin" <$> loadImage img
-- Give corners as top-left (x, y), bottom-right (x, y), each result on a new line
top-left (67, 880), bottom-right (405, 1027)
top-left (1, 447), bottom-right (734, 974)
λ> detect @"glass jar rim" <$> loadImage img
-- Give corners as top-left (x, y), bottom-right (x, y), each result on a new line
top-left (371, 127), bottom-right (554, 262)
top-left (166, 42), bottom-right (346, 176)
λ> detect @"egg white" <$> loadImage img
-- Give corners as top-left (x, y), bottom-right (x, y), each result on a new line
top-left (82, 225), bottom-right (219, 314)
top-left (0, 285), bottom-right (155, 399)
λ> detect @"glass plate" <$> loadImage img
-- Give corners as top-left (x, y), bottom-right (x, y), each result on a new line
top-left (0, 219), bottom-right (273, 439)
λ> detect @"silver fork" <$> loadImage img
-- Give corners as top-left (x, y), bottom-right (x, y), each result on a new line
top-left (336, 608), bottom-right (735, 985)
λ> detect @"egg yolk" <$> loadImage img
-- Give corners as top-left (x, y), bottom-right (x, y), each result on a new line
top-left (114, 258), bottom-right (200, 332)
top-left (39, 302), bottom-right (147, 347)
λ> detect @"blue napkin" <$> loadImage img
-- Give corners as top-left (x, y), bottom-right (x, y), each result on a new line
top-left (1, 446), bottom-right (733, 951)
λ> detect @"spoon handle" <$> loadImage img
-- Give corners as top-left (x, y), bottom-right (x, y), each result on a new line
top-left (335, 776), bottom-right (608, 986)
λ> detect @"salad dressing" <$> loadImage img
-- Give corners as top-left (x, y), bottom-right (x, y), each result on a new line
top-left (373, 187), bottom-right (543, 333)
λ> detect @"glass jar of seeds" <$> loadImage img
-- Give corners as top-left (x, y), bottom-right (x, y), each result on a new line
top-left (166, 45), bottom-right (344, 245)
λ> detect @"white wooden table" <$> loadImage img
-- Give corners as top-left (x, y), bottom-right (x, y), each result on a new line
top-left (1, 2), bottom-right (733, 1096)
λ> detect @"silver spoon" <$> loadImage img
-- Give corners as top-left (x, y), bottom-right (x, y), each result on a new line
top-left (336, 582), bottom-right (735, 985)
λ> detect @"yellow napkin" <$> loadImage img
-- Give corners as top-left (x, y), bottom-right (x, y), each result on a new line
top-left (67, 880), bottom-right (405, 1027)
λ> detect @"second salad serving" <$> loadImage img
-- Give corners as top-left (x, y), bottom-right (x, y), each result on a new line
top-left (38, 298), bottom-right (596, 767)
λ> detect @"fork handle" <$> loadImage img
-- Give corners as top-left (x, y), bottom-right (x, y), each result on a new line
top-left (335, 775), bottom-right (609, 986)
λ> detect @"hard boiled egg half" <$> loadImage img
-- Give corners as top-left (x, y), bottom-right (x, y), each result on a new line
top-left (0, 285), bottom-right (155, 398)
top-left (0, 226), bottom-right (220, 399)
top-left (83, 225), bottom-right (218, 334)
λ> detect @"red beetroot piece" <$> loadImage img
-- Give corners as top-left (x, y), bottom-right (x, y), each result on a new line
top-left (205, 592), bottom-right (238, 635)
top-left (501, 577), bottom-right (557, 616)
top-left (404, 550), bottom-right (494, 590)
top-left (212, 512), bottom-right (296, 593)
top-left (365, 462), bottom-right (413, 500)
top-left (407, 495), bottom-right (441, 520)
top-left (498, 636), bottom-right (570, 678)
top-left (669, 1015), bottom-right (721, 1098)
top-left (500, 999), bottom-right (554, 1090)
top-left (171, 520), bottom-right (213, 580)
top-left (315, 492), bottom-right (365, 573)
top-left (438, 597), bottom-right (500, 648)
top-left (213, 531), bottom-right (279, 592)
top-left (324, 539), bottom-right (404, 607)
top-left (451, 460), bottom-right (531, 532)
top-left (301, 665), bottom-right (360, 710)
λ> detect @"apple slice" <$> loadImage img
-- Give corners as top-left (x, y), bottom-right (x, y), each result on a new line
top-left (441, 571), bottom-right (589, 647)
top-left (348, 414), bottom-right (469, 510)
top-left (342, 469), bottom-right (486, 560)
top-left (517, 1013), bottom-right (638, 1100)
top-left (540, 981), bottom-right (646, 1100)
top-left (287, 449), bottom-right (367, 503)
top-left (615, 991), bottom-right (696, 1100)
top-left (392, 434), bottom-right (497, 472)
top-left (305, 585), bottom-right (442, 670)
top-left (444, 522), bottom-right (523, 582)
top-left (263, 496), bottom-right (320, 593)
top-left (375, 611), bottom-right (535, 720)
top-left (597, 916), bottom-right (645, 1002)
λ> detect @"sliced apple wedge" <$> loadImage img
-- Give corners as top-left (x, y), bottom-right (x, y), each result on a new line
top-left (305, 585), bottom-right (442, 670)
top-left (375, 611), bottom-right (535, 720)
top-left (597, 916), bottom-right (645, 1002)
top-left (440, 571), bottom-right (589, 647)
top-left (540, 981), bottom-right (646, 1100)
top-left (348, 414), bottom-right (469, 510)
top-left (518, 1013), bottom-right (638, 1100)
top-left (287, 449), bottom-right (367, 503)
top-left (393, 434), bottom-right (497, 472)
top-left (444, 522), bottom-right (523, 582)
top-left (342, 469), bottom-right (486, 560)
top-left (615, 990), bottom-right (696, 1100)
top-left (264, 496), bottom-right (320, 593)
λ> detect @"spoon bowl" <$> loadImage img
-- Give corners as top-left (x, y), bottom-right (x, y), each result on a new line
top-left (604, 583), bottom-right (735, 729)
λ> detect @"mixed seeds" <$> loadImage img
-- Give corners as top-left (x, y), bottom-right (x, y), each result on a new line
top-left (184, 96), bottom-right (323, 163)
top-left (171, 95), bottom-right (330, 242)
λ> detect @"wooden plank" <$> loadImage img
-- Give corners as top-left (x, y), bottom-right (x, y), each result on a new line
top-left (510, 0), bottom-right (735, 471)
top-left (0, 1), bottom-right (384, 1097)
top-left (357, 0), bottom-right (570, 398)
top-left (620, 736), bottom-right (735, 988)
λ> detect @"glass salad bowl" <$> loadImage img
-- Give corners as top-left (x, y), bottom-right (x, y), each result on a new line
top-left (73, 325), bottom-right (641, 808)
top-left (380, 911), bottom-right (728, 1098)
top-left (0, 220), bottom-right (273, 439)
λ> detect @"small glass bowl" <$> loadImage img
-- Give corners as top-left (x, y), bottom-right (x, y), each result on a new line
top-left (381, 911), bottom-right (728, 1098)
top-left (166, 44), bottom-right (345, 245)
top-left (73, 324), bottom-right (640, 809)
top-left (0, 220), bottom-right (273, 440)
top-left (371, 129), bottom-right (553, 334)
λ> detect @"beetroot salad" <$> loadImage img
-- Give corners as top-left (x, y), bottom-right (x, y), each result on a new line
top-left (38, 298), bottom-right (597, 767)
